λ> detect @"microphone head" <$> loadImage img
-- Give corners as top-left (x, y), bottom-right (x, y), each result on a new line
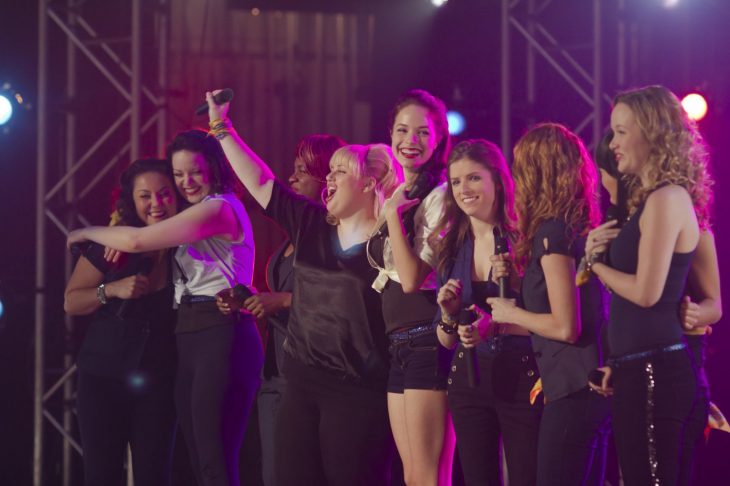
top-left (194, 88), bottom-right (235, 115)
top-left (493, 226), bottom-right (509, 255)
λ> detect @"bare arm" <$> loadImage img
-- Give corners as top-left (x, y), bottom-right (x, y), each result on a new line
top-left (384, 186), bottom-right (434, 293)
top-left (684, 230), bottom-right (722, 328)
top-left (64, 256), bottom-right (149, 315)
top-left (592, 186), bottom-right (697, 307)
top-left (67, 198), bottom-right (240, 253)
top-left (207, 91), bottom-right (276, 209)
top-left (489, 252), bottom-right (580, 343)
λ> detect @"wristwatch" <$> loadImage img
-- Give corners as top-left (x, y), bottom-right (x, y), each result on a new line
top-left (97, 283), bottom-right (108, 305)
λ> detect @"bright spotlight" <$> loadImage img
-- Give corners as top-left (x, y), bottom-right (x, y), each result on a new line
top-left (447, 110), bottom-right (466, 135)
top-left (662, 0), bottom-right (680, 8)
top-left (0, 95), bottom-right (12, 126)
top-left (431, 0), bottom-right (448, 7)
top-left (681, 93), bottom-right (708, 121)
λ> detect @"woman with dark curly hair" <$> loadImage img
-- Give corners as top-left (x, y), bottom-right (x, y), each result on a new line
top-left (586, 85), bottom-right (715, 485)
top-left (65, 158), bottom-right (180, 486)
top-left (488, 123), bottom-right (611, 485)
top-left (68, 130), bottom-right (262, 486)
top-left (432, 139), bottom-right (543, 485)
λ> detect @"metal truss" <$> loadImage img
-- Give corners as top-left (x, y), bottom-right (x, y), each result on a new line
top-left (35, 1), bottom-right (169, 484)
top-left (500, 0), bottom-right (630, 157)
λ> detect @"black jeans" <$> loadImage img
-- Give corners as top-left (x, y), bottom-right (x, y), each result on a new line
top-left (274, 356), bottom-right (395, 486)
top-left (447, 337), bottom-right (542, 486)
top-left (611, 348), bottom-right (704, 486)
top-left (257, 375), bottom-right (286, 486)
top-left (536, 387), bottom-right (611, 486)
top-left (76, 371), bottom-right (177, 486)
top-left (175, 318), bottom-right (263, 486)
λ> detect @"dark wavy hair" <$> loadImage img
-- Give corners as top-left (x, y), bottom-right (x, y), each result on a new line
top-left (388, 88), bottom-right (451, 183)
top-left (512, 123), bottom-right (601, 269)
top-left (166, 129), bottom-right (240, 196)
top-left (113, 158), bottom-right (179, 227)
top-left (595, 129), bottom-right (629, 223)
top-left (431, 139), bottom-right (516, 277)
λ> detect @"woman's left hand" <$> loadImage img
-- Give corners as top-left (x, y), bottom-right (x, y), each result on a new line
top-left (486, 297), bottom-right (517, 323)
top-left (458, 305), bottom-right (491, 348)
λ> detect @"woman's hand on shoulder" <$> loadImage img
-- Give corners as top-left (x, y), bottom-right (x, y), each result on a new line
top-left (585, 220), bottom-right (620, 260)
top-left (383, 185), bottom-right (420, 222)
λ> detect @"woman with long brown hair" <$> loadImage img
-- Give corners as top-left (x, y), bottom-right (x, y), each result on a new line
top-left (586, 85), bottom-right (713, 484)
top-left (433, 139), bottom-right (542, 485)
top-left (488, 123), bottom-right (611, 485)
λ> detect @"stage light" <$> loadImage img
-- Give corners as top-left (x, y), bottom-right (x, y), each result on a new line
top-left (0, 95), bottom-right (12, 126)
top-left (662, 0), bottom-right (680, 8)
top-left (447, 110), bottom-right (466, 135)
top-left (0, 299), bottom-right (4, 320)
top-left (431, 0), bottom-right (448, 7)
top-left (681, 93), bottom-right (708, 121)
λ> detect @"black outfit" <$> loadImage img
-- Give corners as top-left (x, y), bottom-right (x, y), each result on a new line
top-left (258, 239), bottom-right (293, 486)
top-left (521, 220), bottom-right (611, 486)
top-left (435, 235), bottom-right (542, 486)
top-left (367, 191), bottom-right (449, 394)
top-left (76, 244), bottom-right (177, 486)
top-left (264, 181), bottom-right (394, 486)
top-left (607, 202), bottom-right (704, 485)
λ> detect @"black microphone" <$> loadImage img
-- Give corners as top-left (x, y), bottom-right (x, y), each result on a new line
top-left (116, 257), bottom-right (155, 318)
top-left (493, 226), bottom-right (510, 298)
top-left (459, 307), bottom-right (479, 388)
top-left (374, 169), bottom-right (439, 238)
top-left (194, 88), bottom-right (234, 115)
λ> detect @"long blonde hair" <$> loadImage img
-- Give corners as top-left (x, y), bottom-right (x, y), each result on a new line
top-left (613, 85), bottom-right (713, 229)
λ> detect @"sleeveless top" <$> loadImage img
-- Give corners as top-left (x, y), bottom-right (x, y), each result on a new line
top-left (173, 192), bottom-right (255, 303)
top-left (608, 202), bottom-right (695, 357)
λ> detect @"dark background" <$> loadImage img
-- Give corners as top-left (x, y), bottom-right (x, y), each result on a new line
top-left (2, 0), bottom-right (729, 484)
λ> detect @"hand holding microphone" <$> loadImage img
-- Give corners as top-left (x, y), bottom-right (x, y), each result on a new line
top-left (195, 88), bottom-right (234, 115)
top-left (115, 257), bottom-right (155, 318)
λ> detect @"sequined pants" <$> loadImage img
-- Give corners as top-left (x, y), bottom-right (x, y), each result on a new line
top-left (611, 348), bottom-right (704, 486)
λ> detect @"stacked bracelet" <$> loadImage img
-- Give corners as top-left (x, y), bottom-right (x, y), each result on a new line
top-left (208, 118), bottom-right (232, 140)
top-left (438, 316), bottom-right (458, 335)
top-left (586, 252), bottom-right (602, 273)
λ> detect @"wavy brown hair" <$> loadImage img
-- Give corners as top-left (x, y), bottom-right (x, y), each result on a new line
top-left (512, 123), bottom-right (601, 269)
top-left (613, 85), bottom-right (714, 229)
top-left (431, 139), bottom-right (517, 277)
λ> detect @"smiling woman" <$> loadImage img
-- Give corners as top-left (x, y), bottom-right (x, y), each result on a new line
top-left (204, 89), bottom-right (401, 485)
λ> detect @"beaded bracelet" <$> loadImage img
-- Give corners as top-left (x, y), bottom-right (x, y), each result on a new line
top-left (438, 316), bottom-right (458, 335)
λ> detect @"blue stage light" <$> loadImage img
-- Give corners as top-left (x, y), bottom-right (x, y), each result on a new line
top-left (447, 110), bottom-right (466, 135)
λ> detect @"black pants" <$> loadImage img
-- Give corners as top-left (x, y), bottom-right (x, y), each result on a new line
top-left (536, 387), bottom-right (611, 486)
top-left (447, 338), bottom-right (542, 486)
top-left (274, 356), bottom-right (395, 486)
top-left (175, 319), bottom-right (263, 486)
top-left (257, 375), bottom-right (286, 486)
top-left (612, 348), bottom-right (704, 486)
top-left (76, 371), bottom-right (177, 486)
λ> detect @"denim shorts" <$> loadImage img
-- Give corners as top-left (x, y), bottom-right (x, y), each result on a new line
top-left (387, 325), bottom-right (452, 393)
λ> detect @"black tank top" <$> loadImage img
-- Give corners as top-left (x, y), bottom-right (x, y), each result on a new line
top-left (607, 202), bottom-right (695, 357)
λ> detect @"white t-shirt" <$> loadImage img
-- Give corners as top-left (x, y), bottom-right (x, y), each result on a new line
top-left (173, 193), bottom-right (255, 304)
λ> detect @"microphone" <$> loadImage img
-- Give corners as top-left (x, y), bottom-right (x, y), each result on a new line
top-left (493, 226), bottom-right (510, 298)
top-left (194, 88), bottom-right (234, 115)
top-left (116, 257), bottom-right (155, 318)
top-left (459, 307), bottom-right (479, 388)
top-left (374, 169), bottom-right (439, 238)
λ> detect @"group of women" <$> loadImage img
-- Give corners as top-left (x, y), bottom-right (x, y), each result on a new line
top-left (65, 83), bottom-right (719, 486)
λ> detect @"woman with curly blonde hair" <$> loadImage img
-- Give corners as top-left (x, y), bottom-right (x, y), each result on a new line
top-left (488, 123), bottom-right (611, 485)
top-left (586, 85), bottom-right (713, 485)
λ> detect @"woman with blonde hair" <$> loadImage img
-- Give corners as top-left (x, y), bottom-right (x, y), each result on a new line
top-left (205, 90), bottom-right (400, 485)
top-left (488, 123), bottom-right (611, 485)
top-left (586, 85), bottom-right (713, 484)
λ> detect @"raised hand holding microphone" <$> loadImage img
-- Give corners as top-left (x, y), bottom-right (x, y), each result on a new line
top-left (194, 88), bottom-right (234, 115)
